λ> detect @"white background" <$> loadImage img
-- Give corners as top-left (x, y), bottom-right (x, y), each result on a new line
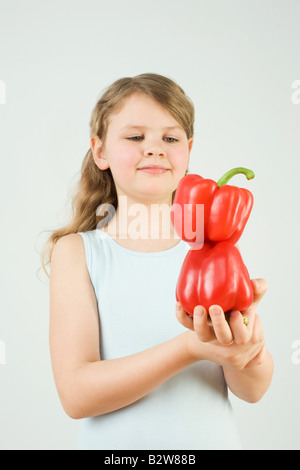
top-left (0, 0), bottom-right (299, 450)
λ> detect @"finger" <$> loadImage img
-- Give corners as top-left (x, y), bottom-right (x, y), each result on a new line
top-left (176, 302), bottom-right (194, 330)
top-left (251, 314), bottom-right (265, 346)
top-left (229, 310), bottom-right (252, 345)
top-left (193, 305), bottom-right (215, 342)
top-left (245, 278), bottom-right (268, 315)
top-left (209, 305), bottom-right (234, 345)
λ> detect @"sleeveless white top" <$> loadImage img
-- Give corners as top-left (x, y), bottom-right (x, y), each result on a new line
top-left (77, 229), bottom-right (241, 450)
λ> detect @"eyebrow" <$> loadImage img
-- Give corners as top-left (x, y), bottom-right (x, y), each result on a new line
top-left (121, 125), bottom-right (184, 132)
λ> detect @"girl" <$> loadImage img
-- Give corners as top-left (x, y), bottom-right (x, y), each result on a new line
top-left (42, 73), bottom-right (273, 450)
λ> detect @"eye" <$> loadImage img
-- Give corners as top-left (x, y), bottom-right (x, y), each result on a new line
top-left (164, 137), bottom-right (178, 143)
top-left (127, 136), bottom-right (143, 141)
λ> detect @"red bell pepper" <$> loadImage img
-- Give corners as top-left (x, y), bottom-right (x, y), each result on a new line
top-left (171, 167), bottom-right (254, 245)
top-left (176, 241), bottom-right (254, 315)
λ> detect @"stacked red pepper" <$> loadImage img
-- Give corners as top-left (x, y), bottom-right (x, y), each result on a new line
top-left (171, 167), bottom-right (255, 318)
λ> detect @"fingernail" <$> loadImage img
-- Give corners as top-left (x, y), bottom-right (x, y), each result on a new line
top-left (176, 302), bottom-right (181, 311)
top-left (209, 306), bottom-right (222, 316)
top-left (194, 306), bottom-right (205, 315)
top-left (253, 278), bottom-right (268, 290)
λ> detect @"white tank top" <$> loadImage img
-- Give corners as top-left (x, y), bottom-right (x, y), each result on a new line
top-left (77, 229), bottom-right (241, 450)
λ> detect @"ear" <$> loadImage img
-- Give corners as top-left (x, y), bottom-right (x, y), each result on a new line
top-left (186, 138), bottom-right (193, 172)
top-left (90, 135), bottom-right (110, 170)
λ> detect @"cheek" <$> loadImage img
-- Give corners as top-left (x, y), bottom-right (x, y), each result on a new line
top-left (120, 151), bottom-right (138, 173)
top-left (109, 143), bottom-right (138, 176)
top-left (171, 146), bottom-right (190, 171)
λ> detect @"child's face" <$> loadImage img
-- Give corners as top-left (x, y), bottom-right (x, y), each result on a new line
top-left (92, 93), bottom-right (193, 204)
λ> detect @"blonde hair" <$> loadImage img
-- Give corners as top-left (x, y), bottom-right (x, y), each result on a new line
top-left (39, 73), bottom-right (194, 278)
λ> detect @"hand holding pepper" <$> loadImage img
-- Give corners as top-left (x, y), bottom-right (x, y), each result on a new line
top-left (176, 278), bottom-right (268, 370)
top-left (176, 277), bottom-right (273, 404)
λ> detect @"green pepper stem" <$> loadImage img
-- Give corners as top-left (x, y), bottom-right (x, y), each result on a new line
top-left (217, 167), bottom-right (255, 187)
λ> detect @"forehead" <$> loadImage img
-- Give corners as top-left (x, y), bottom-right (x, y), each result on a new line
top-left (108, 93), bottom-right (183, 130)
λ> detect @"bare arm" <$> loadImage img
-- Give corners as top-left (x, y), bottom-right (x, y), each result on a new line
top-left (223, 347), bottom-right (274, 403)
top-left (49, 234), bottom-right (195, 419)
top-left (68, 335), bottom-right (194, 418)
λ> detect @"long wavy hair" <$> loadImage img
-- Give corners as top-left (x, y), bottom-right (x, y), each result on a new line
top-left (39, 73), bottom-right (194, 278)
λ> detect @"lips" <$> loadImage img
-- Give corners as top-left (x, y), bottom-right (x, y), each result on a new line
top-left (138, 165), bottom-right (170, 174)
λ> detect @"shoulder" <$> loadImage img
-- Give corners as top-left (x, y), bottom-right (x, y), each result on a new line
top-left (52, 233), bottom-right (84, 257)
top-left (50, 233), bottom-right (97, 313)
top-left (51, 233), bottom-right (87, 275)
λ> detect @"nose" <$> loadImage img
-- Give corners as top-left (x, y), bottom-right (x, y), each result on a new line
top-left (144, 145), bottom-right (166, 158)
